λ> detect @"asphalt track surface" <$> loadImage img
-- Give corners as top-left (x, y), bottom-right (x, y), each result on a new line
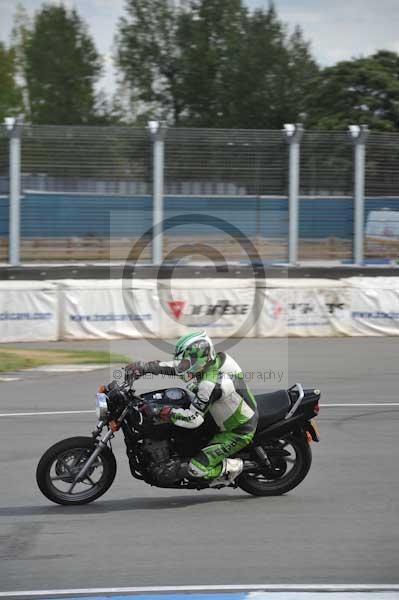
top-left (0, 337), bottom-right (398, 594)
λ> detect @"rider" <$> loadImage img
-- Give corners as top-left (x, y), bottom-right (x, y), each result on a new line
top-left (126, 331), bottom-right (258, 487)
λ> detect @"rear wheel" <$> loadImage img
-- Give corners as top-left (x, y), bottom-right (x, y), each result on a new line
top-left (36, 436), bottom-right (117, 505)
top-left (238, 432), bottom-right (312, 496)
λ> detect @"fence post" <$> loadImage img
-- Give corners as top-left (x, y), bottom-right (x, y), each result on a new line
top-left (5, 117), bottom-right (23, 266)
top-left (148, 121), bottom-right (167, 266)
top-left (284, 123), bottom-right (303, 265)
top-left (349, 125), bottom-right (369, 265)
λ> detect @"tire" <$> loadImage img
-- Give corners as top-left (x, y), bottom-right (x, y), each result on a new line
top-left (237, 432), bottom-right (312, 497)
top-left (36, 436), bottom-right (117, 505)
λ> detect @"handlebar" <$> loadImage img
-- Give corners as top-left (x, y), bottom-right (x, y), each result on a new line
top-left (124, 363), bottom-right (145, 385)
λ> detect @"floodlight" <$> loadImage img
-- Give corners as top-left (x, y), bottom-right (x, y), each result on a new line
top-left (349, 124), bottom-right (369, 143)
top-left (4, 117), bottom-right (16, 131)
top-left (284, 123), bottom-right (296, 137)
top-left (148, 120), bottom-right (159, 135)
top-left (349, 125), bottom-right (360, 138)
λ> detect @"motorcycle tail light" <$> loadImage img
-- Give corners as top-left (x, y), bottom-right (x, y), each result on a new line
top-left (314, 402), bottom-right (320, 414)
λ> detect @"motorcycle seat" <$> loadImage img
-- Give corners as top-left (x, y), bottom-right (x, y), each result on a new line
top-left (255, 390), bottom-right (291, 428)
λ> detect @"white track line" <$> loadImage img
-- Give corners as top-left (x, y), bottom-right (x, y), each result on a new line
top-left (1, 584), bottom-right (399, 597)
top-left (0, 403), bottom-right (399, 418)
top-left (26, 364), bottom-right (115, 373)
top-left (321, 403), bottom-right (399, 407)
top-left (0, 410), bottom-right (94, 417)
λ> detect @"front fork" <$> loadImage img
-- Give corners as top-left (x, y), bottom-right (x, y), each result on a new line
top-left (67, 427), bottom-right (114, 494)
top-left (67, 408), bottom-right (128, 494)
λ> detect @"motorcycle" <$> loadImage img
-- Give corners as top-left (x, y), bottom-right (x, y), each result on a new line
top-left (36, 376), bottom-right (320, 505)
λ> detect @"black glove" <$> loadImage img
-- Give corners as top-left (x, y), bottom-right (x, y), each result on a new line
top-left (125, 361), bottom-right (145, 384)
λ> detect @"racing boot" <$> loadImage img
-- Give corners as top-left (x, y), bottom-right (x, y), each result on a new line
top-left (209, 458), bottom-right (243, 488)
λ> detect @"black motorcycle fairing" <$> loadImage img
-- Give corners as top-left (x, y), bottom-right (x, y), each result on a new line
top-left (300, 389), bottom-right (321, 420)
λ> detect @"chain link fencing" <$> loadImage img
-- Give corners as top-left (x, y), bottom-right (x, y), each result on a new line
top-left (365, 132), bottom-right (399, 260)
top-left (20, 126), bottom-right (152, 262)
top-left (163, 128), bottom-right (289, 263)
top-left (0, 125), bottom-right (9, 261)
top-left (1, 125), bottom-right (399, 263)
top-left (299, 131), bottom-right (354, 261)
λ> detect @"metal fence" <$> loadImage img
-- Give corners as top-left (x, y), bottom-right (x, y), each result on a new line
top-left (0, 126), bottom-right (10, 261)
top-left (1, 122), bottom-right (399, 264)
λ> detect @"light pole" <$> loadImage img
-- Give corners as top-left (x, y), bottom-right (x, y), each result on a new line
top-left (284, 123), bottom-right (304, 265)
top-left (349, 124), bottom-right (369, 265)
top-left (5, 117), bottom-right (23, 266)
top-left (148, 120), bottom-right (167, 265)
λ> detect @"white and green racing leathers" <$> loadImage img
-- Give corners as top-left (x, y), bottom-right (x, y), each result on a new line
top-left (142, 352), bottom-right (258, 480)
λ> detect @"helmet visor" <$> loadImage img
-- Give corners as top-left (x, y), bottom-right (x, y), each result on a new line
top-left (175, 358), bottom-right (193, 375)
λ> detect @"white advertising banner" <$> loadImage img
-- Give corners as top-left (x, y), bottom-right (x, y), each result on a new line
top-left (257, 287), bottom-right (352, 337)
top-left (342, 277), bottom-right (399, 336)
top-left (60, 278), bottom-right (257, 340)
top-left (343, 276), bottom-right (399, 289)
top-left (350, 287), bottom-right (399, 336)
top-left (0, 281), bottom-right (58, 342)
top-left (157, 279), bottom-right (257, 339)
top-left (1, 278), bottom-right (399, 342)
top-left (59, 279), bottom-right (159, 340)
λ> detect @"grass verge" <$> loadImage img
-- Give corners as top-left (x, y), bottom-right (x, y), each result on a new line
top-left (0, 348), bottom-right (131, 373)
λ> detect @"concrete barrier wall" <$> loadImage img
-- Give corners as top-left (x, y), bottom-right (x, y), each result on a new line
top-left (1, 277), bottom-right (398, 342)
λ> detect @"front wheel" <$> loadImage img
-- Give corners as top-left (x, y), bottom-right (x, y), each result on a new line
top-left (238, 432), bottom-right (312, 496)
top-left (36, 436), bottom-right (117, 505)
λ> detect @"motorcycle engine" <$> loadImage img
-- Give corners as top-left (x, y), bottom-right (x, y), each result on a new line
top-left (142, 439), bottom-right (185, 486)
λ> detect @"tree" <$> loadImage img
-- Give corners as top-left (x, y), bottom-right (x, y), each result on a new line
top-left (226, 4), bottom-right (290, 129)
top-left (116, 0), bottom-right (189, 124)
top-left (0, 42), bottom-right (23, 123)
top-left (176, 0), bottom-right (248, 127)
top-left (283, 26), bottom-right (319, 124)
top-left (116, 0), bottom-right (249, 125)
top-left (306, 51), bottom-right (399, 131)
top-left (226, 8), bottom-right (319, 129)
top-left (116, 0), bottom-right (318, 128)
top-left (14, 3), bottom-right (102, 124)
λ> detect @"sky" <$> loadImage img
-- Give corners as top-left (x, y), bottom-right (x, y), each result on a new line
top-left (1, 0), bottom-right (399, 96)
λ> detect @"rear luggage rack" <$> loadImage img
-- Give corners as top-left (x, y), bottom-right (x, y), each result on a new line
top-left (285, 383), bottom-right (304, 420)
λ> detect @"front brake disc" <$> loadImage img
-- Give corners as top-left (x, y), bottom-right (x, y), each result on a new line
top-left (55, 450), bottom-right (95, 483)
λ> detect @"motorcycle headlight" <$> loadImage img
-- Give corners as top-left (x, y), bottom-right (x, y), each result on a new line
top-left (96, 393), bottom-right (109, 419)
